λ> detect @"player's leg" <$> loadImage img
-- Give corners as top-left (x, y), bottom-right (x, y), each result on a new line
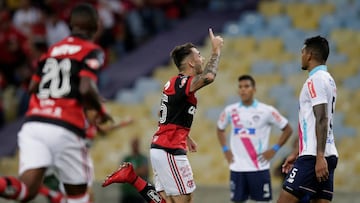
top-left (38, 184), bottom-right (65, 203)
top-left (55, 127), bottom-right (95, 203)
top-left (277, 156), bottom-right (320, 203)
top-left (167, 193), bottom-right (193, 203)
top-left (277, 189), bottom-right (299, 203)
top-left (0, 122), bottom-right (53, 201)
top-left (0, 168), bottom-right (46, 201)
top-left (103, 162), bottom-right (166, 203)
top-left (150, 149), bottom-right (196, 203)
top-left (247, 170), bottom-right (272, 203)
top-left (311, 156), bottom-right (338, 203)
top-left (39, 170), bottom-right (65, 203)
top-left (230, 171), bottom-right (249, 203)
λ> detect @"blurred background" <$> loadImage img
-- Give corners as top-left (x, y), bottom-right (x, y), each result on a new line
top-left (0, 0), bottom-right (359, 202)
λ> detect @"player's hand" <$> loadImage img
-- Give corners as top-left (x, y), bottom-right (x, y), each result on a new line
top-left (119, 116), bottom-right (134, 127)
top-left (187, 137), bottom-right (197, 152)
top-left (224, 150), bottom-right (234, 164)
top-left (282, 153), bottom-right (298, 174)
top-left (315, 155), bottom-right (329, 182)
top-left (260, 149), bottom-right (276, 162)
top-left (209, 28), bottom-right (223, 55)
top-left (96, 112), bottom-right (114, 124)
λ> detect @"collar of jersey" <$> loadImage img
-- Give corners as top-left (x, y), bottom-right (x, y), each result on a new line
top-left (309, 65), bottom-right (327, 76)
top-left (239, 99), bottom-right (258, 108)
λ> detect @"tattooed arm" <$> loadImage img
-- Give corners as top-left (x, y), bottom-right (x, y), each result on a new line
top-left (190, 28), bottom-right (223, 92)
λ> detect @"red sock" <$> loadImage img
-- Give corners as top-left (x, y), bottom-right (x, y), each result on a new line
top-left (0, 176), bottom-right (28, 200)
top-left (39, 185), bottom-right (64, 203)
top-left (39, 185), bottom-right (50, 196)
top-left (132, 176), bottom-right (147, 191)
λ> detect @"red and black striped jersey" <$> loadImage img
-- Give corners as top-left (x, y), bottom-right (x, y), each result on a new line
top-left (26, 36), bottom-right (104, 136)
top-left (151, 74), bottom-right (197, 154)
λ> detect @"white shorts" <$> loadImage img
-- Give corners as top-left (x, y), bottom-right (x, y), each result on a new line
top-left (150, 148), bottom-right (196, 196)
top-left (18, 122), bottom-right (94, 185)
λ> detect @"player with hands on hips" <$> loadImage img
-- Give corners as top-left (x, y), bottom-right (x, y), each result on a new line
top-left (217, 74), bottom-right (293, 203)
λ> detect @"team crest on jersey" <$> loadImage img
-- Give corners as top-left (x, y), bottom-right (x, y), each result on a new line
top-left (187, 180), bottom-right (194, 188)
top-left (85, 59), bottom-right (101, 70)
top-left (179, 77), bottom-right (188, 88)
top-left (252, 115), bottom-right (260, 123)
top-left (307, 80), bottom-right (317, 98)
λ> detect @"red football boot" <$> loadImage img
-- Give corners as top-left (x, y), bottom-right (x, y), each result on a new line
top-left (102, 162), bottom-right (137, 187)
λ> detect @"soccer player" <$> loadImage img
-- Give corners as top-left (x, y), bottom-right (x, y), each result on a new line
top-left (103, 28), bottom-right (224, 203)
top-left (277, 36), bottom-right (338, 203)
top-left (0, 3), bottom-right (112, 203)
top-left (217, 74), bottom-right (293, 203)
top-left (38, 109), bottom-right (133, 203)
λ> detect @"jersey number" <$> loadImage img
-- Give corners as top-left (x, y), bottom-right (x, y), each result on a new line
top-left (159, 94), bottom-right (168, 124)
top-left (329, 96), bottom-right (335, 130)
top-left (38, 58), bottom-right (71, 99)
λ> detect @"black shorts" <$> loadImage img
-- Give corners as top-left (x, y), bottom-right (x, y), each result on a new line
top-left (282, 155), bottom-right (338, 201)
top-left (230, 170), bottom-right (272, 202)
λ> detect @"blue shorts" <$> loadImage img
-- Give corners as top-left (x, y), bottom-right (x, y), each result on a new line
top-left (282, 155), bottom-right (338, 201)
top-left (230, 170), bottom-right (272, 202)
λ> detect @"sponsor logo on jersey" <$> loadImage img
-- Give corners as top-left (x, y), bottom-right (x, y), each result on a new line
top-left (50, 44), bottom-right (81, 57)
top-left (307, 80), bottom-right (317, 98)
top-left (234, 127), bottom-right (256, 137)
top-left (271, 111), bottom-right (282, 123)
top-left (188, 106), bottom-right (196, 115)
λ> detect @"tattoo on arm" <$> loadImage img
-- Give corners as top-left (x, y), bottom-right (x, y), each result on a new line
top-left (191, 53), bottom-right (220, 91)
top-left (203, 52), bottom-right (220, 77)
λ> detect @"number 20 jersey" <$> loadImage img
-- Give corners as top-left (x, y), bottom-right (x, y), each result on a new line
top-left (26, 36), bottom-right (104, 136)
top-left (151, 74), bottom-right (197, 155)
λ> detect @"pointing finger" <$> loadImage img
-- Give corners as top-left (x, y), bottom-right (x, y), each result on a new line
top-left (209, 28), bottom-right (214, 39)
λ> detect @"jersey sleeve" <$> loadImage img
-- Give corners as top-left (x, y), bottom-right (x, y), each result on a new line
top-left (79, 49), bottom-right (105, 81)
top-left (268, 106), bottom-right (288, 130)
top-left (307, 77), bottom-right (328, 106)
top-left (217, 108), bottom-right (230, 130)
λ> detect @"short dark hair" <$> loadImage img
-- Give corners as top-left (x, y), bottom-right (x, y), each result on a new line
top-left (69, 3), bottom-right (98, 34)
top-left (170, 43), bottom-right (196, 70)
top-left (304, 36), bottom-right (329, 63)
top-left (238, 74), bottom-right (256, 87)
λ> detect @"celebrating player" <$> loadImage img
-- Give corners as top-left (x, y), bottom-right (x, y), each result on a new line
top-left (103, 28), bottom-right (224, 203)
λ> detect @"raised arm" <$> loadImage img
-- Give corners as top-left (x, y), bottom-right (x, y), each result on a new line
top-left (190, 28), bottom-right (223, 92)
